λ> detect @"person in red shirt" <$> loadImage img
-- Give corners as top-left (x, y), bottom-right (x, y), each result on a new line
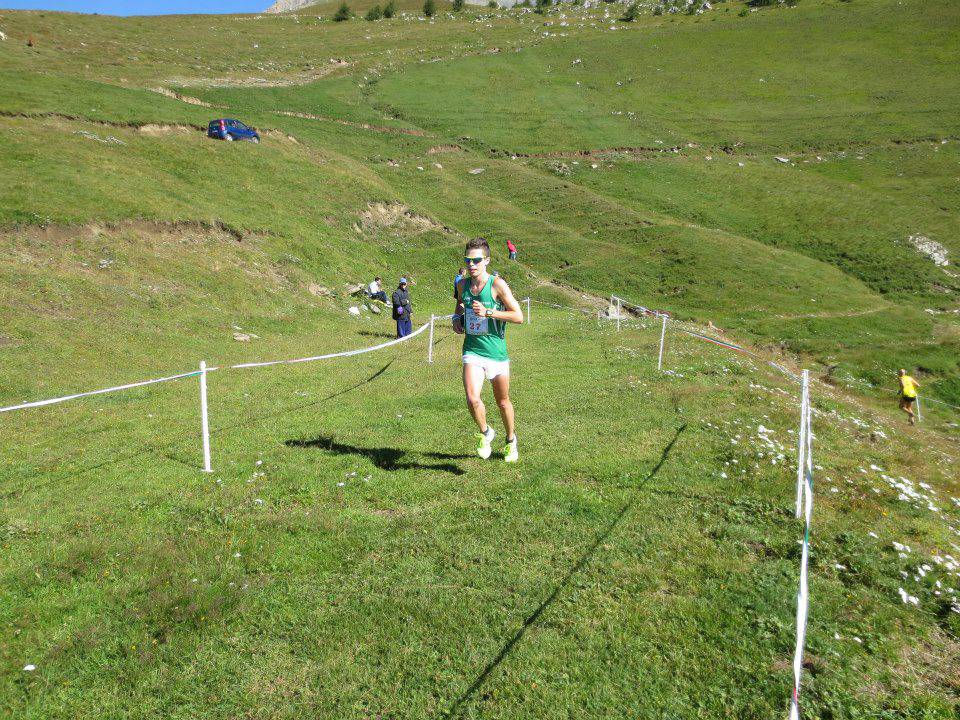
top-left (506, 239), bottom-right (517, 260)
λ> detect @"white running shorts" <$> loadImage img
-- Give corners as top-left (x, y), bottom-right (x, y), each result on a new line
top-left (463, 354), bottom-right (510, 380)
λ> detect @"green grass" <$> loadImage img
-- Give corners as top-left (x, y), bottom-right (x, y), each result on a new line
top-left (372, 0), bottom-right (960, 153)
top-left (1, 0), bottom-right (960, 715)
top-left (2, 310), bottom-right (958, 717)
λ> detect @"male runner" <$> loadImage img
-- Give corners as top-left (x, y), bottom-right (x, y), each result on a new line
top-left (452, 237), bottom-right (524, 462)
top-left (897, 369), bottom-right (920, 425)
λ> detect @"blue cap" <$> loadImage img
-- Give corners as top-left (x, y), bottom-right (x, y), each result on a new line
top-left (400, 277), bottom-right (408, 284)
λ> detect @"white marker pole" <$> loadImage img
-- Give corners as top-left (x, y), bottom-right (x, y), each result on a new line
top-left (199, 360), bottom-right (212, 473)
top-left (915, 395), bottom-right (922, 424)
top-left (427, 314), bottom-right (435, 364)
top-left (657, 314), bottom-right (668, 371)
top-left (525, 297), bottom-right (531, 324)
top-left (616, 297), bottom-right (622, 332)
top-left (795, 370), bottom-right (809, 518)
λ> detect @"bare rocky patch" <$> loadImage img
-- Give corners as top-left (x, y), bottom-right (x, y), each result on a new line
top-left (909, 234), bottom-right (950, 268)
top-left (353, 201), bottom-right (452, 236)
top-left (262, 129), bottom-right (299, 144)
top-left (137, 123), bottom-right (199, 137)
top-left (149, 87), bottom-right (215, 108)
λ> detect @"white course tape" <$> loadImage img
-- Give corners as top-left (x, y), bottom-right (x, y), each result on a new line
top-left (0, 369), bottom-right (207, 414)
top-left (230, 320), bottom-right (431, 370)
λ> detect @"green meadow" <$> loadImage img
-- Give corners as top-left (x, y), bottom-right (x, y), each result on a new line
top-left (0, 0), bottom-right (958, 716)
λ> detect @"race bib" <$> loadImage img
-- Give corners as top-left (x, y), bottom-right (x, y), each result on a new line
top-left (465, 307), bottom-right (489, 335)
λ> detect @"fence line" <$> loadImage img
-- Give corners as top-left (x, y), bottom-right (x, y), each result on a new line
top-left (609, 293), bottom-right (802, 382)
top-left (567, 294), bottom-right (815, 718)
top-left (231, 320), bottom-right (431, 369)
top-left (0, 368), bottom-right (206, 414)
top-left (2, 317), bottom-right (441, 474)
top-left (789, 370), bottom-right (814, 720)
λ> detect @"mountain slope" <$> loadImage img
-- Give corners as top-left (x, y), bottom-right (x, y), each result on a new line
top-left (1, 1), bottom-right (959, 717)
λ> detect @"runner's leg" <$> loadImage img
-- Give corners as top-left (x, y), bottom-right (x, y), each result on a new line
top-left (463, 362), bottom-right (488, 431)
top-left (491, 372), bottom-right (515, 440)
top-left (899, 398), bottom-right (912, 423)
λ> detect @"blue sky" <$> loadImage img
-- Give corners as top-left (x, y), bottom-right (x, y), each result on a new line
top-left (1, 0), bottom-right (268, 14)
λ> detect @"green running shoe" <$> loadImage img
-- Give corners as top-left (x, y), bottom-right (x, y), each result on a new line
top-left (504, 437), bottom-right (518, 463)
top-left (476, 427), bottom-right (495, 459)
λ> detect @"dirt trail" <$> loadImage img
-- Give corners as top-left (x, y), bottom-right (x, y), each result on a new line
top-left (149, 87), bottom-right (216, 108)
top-left (274, 110), bottom-right (427, 137)
top-left (0, 110), bottom-right (206, 133)
top-left (504, 135), bottom-right (958, 163)
top-left (166, 60), bottom-right (350, 89)
top-left (772, 306), bottom-right (891, 321)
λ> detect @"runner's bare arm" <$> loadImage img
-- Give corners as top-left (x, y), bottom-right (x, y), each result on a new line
top-left (452, 278), bottom-right (465, 334)
top-left (475, 277), bottom-right (523, 324)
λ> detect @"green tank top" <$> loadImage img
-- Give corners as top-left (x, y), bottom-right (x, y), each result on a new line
top-left (461, 275), bottom-right (509, 362)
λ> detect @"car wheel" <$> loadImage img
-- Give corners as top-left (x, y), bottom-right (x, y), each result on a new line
top-left (224, 134), bottom-right (234, 142)
top-left (251, 137), bottom-right (259, 144)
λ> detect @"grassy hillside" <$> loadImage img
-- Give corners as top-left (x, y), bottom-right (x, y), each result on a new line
top-left (1, 0), bottom-right (959, 716)
top-left (2, 308), bottom-right (959, 718)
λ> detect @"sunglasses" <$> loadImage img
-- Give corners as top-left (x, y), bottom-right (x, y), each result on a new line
top-left (464, 256), bottom-right (486, 265)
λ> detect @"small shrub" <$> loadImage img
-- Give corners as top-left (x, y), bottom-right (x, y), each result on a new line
top-left (534, 0), bottom-right (550, 13)
top-left (488, 0), bottom-right (498, 6)
top-left (333, 2), bottom-right (351, 20)
top-left (423, 0), bottom-right (435, 15)
top-left (365, 4), bottom-right (382, 19)
top-left (747, 0), bottom-right (777, 5)
top-left (653, 4), bottom-right (663, 13)
top-left (620, 1), bottom-right (640, 20)
top-left (383, 0), bottom-right (396, 16)
top-left (737, 7), bottom-right (748, 14)
top-left (452, 0), bottom-right (464, 9)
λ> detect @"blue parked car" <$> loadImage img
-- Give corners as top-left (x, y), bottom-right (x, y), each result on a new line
top-left (207, 118), bottom-right (260, 143)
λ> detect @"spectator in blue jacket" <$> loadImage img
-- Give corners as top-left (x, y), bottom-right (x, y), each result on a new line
top-left (392, 278), bottom-right (413, 338)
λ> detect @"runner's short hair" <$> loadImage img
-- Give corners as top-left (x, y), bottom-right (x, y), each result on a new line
top-left (465, 237), bottom-right (491, 258)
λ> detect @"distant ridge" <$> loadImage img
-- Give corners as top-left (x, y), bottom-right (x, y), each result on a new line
top-left (265, 0), bottom-right (316, 13)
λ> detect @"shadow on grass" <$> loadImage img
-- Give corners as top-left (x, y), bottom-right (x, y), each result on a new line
top-left (211, 359), bottom-right (396, 437)
top-left (284, 435), bottom-right (470, 476)
top-left (442, 423), bottom-right (687, 719)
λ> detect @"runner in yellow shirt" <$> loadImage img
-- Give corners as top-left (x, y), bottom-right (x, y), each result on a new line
top-left (897, 369), bottom-right (920, 425)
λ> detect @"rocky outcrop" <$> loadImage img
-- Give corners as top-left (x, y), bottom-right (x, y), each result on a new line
top-left (265, 0), bottom-right (317, 13)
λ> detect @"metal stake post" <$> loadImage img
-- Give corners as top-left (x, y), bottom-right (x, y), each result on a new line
top-left (916, 395), bottom-right (922, 424)
top-left (199, 360), bottom-right (212, 473)
top-left (525, 297), bottom-right (531, 324)
top-left (427, 315), bottom-right (435, 364)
